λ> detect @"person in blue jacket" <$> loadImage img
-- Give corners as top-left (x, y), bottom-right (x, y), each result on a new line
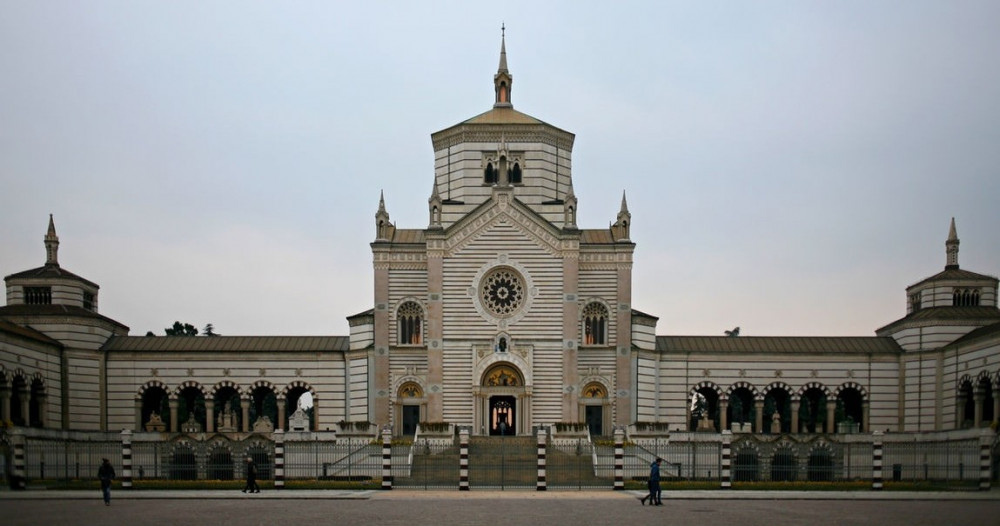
top-left (640, 458), bottom-right (662, 506)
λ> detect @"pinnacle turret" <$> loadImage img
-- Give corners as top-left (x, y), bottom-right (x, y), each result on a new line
top-left (945, 217), bottom-right (960, 270)
top-left (494, 25), bottom-right (513, 108)
top-left (45, 214), bottom-right (60, 266)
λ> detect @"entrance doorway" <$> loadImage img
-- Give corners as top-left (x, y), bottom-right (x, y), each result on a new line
top-left (402, 405), bottom-right (420, 436)
top-left (585, 405), bottom-right (603, 437)
top-left (489, 396), bottom-right (516, 436)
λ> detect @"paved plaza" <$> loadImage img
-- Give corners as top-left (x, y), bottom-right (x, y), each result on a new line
top-left (1, 490), bottom-right (999, 526)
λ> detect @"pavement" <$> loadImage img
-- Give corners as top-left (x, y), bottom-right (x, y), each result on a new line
top-left (2, 488), bottom-right (999, 500)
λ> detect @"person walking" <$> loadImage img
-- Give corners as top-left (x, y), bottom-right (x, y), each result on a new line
top-left (243, 457), bottom-right (260, 493)
top-left (98, 458), bottom-right (115, 506)
top-left (640, 457), bottom-right (662, 506)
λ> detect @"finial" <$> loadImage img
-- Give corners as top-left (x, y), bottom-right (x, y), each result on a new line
top-left (494, 25), bottom-right (512, 107)
top-left (620, 191), bottom-right (629, 213)
top-left (45, 213), bottom-right (60, 266)
top-left (945, 217), bottom-right (960, 270)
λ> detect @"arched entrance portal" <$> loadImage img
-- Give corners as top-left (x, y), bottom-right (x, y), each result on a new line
top-left (475, 364), bottom-right (529, 436)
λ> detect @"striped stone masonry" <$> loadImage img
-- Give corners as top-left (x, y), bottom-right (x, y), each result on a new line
top-left (720, 430), bottom-right (732, 490)
top-left (459, 428), bottom-right (469, 491)
top-left (13, 434), bottom-right (26, 489)
top-left (381, 428), bottom-right (393, 490)
top-left (979, 430), bottom-right (992, 491)
top-left (121, 429), bottom-right (132, 488)
top-left (536, 428), bottom-right (547, 491)
top-left (872, 430), bottom-right (883, 491)
top-left (613, 427), bottom-right (624, 490)
top-left (274, 430), bottom-right (285, 489)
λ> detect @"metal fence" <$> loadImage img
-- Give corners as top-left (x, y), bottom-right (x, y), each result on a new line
top-left (392, 438), bottom-right (458, 489)
top-left (23, 438), bottom-right (119, 481)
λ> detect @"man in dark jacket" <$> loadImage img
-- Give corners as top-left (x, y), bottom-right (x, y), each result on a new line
top-left (640, 458), bottom-right (662, 506)
top-left (98, 458), bottom-right (115, 506)
top-left (243, 457), bottom-right (260, 493)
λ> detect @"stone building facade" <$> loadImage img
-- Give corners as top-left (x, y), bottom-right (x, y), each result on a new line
top-left (2, 37), bottom-right (999, 439)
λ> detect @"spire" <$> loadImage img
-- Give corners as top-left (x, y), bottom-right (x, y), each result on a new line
top-left (563, 182), bottom-right (578, 229)
top-left (493, 24), bottom-right (513, 108)
top-left (428, 181), bottom-right (442, 229)
top-left (945, 217), bottom-right (960, 270)
top-left (612, 191), bottom-right (631, 242)
top-left (45, 213), bottom-right (60, 266)
top-left (375, 191), bottom-right (394, 241)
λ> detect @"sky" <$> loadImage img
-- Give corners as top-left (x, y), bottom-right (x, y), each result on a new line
top-left (1, 1), bottom-right (998, 338)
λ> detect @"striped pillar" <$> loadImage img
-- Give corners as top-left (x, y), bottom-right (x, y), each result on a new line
top-left (459, 428), bottom-right (469, 491)
top-left (720, 430), bottom-right (732, 489)
top-left (274, 429), bottom-right (285, 489)
top-left (381, 427), bottom-right (393, 490)
top-left (536, 428), bottom-right (547, 491)
top-left (12, 433), bottom-right (26, 490)
top-left (613, 427), bottom-right (624, 490)
top-left (980, 430), bottom-right (992, 491)
top-left (121, 430), bottom-right (133, 489)
top-left (872, 430), bottom-right (883, 491)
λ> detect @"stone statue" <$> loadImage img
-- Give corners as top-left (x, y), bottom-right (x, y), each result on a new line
top-left (145, 411), bottom-right (166, 432)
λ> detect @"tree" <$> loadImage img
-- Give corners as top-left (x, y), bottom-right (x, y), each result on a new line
top-left (165, 321), bottom-right (198, 336)
top-left (203, 324), bottom-right (220, 337)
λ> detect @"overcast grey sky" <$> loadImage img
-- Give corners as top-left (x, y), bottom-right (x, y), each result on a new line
top-left (2, 1), bottom-right (998, 337)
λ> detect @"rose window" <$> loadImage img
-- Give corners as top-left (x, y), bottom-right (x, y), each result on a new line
top-left (481, 267), bottom-right (525, 317)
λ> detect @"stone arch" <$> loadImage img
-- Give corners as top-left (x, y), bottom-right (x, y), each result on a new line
top-left (731, 439), bottom-right (761, 482)
top-left (211, 380), bottom-right (241, 398)
top-left (281, 380), bottom-right (316, 399)
top-left (771, 441), bottom-right (799, 482)
top-left (244, 380), bottom-right (278, 399)
top-left (482, 363), bottom-right (524, 387)
top-left (726, 381), bottom-right (759, 400)
top-left (761, 381), bottom-right (793, 399)
top-left (393, 376), bottom-right (425, 397)
top-left (579, 298), bottom-right (612, 346)
top-left (137, 380), bottom-right (170, 400)
top-left (796, 382), bottom-right (831, 398)
top-left (833, 381), bottom-right (868, 399)
top-left (394, 297), bottom-right (425, 345)
top-left (173, 380), bottom-right (208, 399)
top-left (475, 352), bottom-right (533, 387)
top-left (806, 440), bottom-right (835, 482)
top-left (690, 381), bottom-right (723, 400)
top-left (169, 439), bottom-right (198, 480)
top-left (581, 381), bottom-right (609, 398)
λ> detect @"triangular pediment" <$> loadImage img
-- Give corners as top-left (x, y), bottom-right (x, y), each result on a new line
top-left (442, 190), bottom-right (568, 257)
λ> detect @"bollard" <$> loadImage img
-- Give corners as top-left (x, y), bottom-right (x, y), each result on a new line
top-left (121, 429), bottom-right (133, 489)
top-left (381, 427), bottom-right (393, 490)
top-left (872, 431), bottom-right (883, 491)
top-left (459, 428), bottom-right (469, 491)
top-left (613, 427), bottom-right (624, 490)
top-left (721, 430), bottom-right (732, 489)
top-left (536, 427), bottom-right (547, 491)
top-left (274, 429), bottom-right (285, 489)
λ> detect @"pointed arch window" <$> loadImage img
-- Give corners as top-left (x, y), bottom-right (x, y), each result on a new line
top-left (509, 162), bottom-right (522, 184)
top-left (397, 301), bottom-right (424, 345)
top-left (582, 302), bottom-right (609, 346)
top-left (484, 162), bottom-right (497, 184)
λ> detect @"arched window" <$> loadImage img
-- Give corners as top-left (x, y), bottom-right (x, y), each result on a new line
top-left (397, 301), bottom-right (423, 345)
top-left (954, 288), bottom-right (982, 306)
top-left (582, 302), bottom-right (608, 346)
top-left (484, 162), bottom-right (497, 184)
top-left (509, 162), bottom-right (522, 184)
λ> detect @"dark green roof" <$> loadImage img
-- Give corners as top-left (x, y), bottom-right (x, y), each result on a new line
top-left (655, 335), bottom-right (901, 354)
top-left (101, 335), bottom-right (350, 353)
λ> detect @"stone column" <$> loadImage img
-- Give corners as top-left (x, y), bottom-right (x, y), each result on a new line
top-left (37, 393), bottom-right (47, 428)
top-left (973, 388), bottom-right (984, 428)
top-left (277, 397), bottom-right (286, 431)
top-left (613, 427), bottom-right (624, 490)
top-left (754, 400), bottom-right (764, 433)
top-left (0, 387), bottom-right (10, 422)
top-left (719, 399), bottom-right (729, 431)
top-left (134, 399), bottom-right (143, 432)
top-left (720, 430), bottom-right (732, 489)
top-left (19, 386), bottom-right (30, 425)
top-left (791, 399), bottom-right (801, 433)
top-left (561, 251), bottom-right (580, 421)
top-left (241, 403), bottom-right (250, 433)
top-left (826, 400), bottom-right (836, 434)
top-left (312, 396), bottom-right (320, 432)
top-left (872, 431), bottom-right (884, 491)
top-left (862, 400), bottom-right (870, 433)
top-left (205, 398), bottom-right (215, 433)
top-left (168, 398), bottom-right (179, 433)
top-left (993, 397), bottom-right (1000, 429)
top-left (373, 255), bottom-right (391, 426)
top-left (615, 262), bottom-right (633, 426)
top-left (956, 393), bottom-right (967, 429)
top-left (426, 237), bottom-right (444, 422)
